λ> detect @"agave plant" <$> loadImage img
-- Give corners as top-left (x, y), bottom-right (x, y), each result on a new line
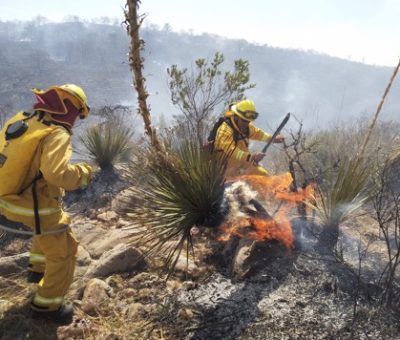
top-left (124, 136), bottom-right (227, 275)
top-left (80, 117), bottom-right (134, 171)
top-left (310, 156), bottom-right (375, 251)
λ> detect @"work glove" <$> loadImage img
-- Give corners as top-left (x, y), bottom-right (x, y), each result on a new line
top-left (273, 134), bottom-right (285, 143)
top-left (250, 152), bottom-right (266, 164)
top-left (78, 163), bottom-right (93, 188)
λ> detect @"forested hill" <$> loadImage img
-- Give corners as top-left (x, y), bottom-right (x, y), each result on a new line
top-left (0, 19), bottom-right (398, 129)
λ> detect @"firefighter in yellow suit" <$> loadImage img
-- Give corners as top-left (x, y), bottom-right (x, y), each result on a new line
top-left (0, 84), bottom-right (92, 322)
top-left (214, 99), bottom-right (284, 177)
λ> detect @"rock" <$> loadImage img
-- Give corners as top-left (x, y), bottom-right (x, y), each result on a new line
top-left (0, 277), bottom-right (24, 289)
top-left (97, 211), bottom-right (118, 223)
top-left (177, 307), bottom-right (195, 320)
top-left (57, 316), bottom-right (96, 339)
top-left (125, 302), bottom-right (145, 319)
top-left (105, 275), bottom-right (125, 290)
top-left (143, 303), bottom-right (158, 314)
top-left (0, 252), bottom-right (28, 276)
top-left (166, 279), bottom-right (183, 292)
top-left (81, 278), bottom-right (111, 315)
top-left (85, 244), bottom-right (146, 278)
top-left (135, 288), bottom-right (160, 304)
top-left (181, 280), bottom-right (198, 291)
top-left (116, 219), bottom-right (132, 229)
top-left (76, 245), bottom-right (92, 266)
top-left (111, 189), bottom-right (132, 213)
top-left (231, 237), bottom-right (257, 280)
top-left (124, 288), bottom-right (137, 298)
top-left (74, 224), bottom-right (132, 259)
top-left (1, 238), bottom-right (30, 256)
top-left (128, 272), bottom-right (164, 289)
top-left (174, 255), bottom-right (199, 276)
top-left (229, 237), bottom-right (289, 280)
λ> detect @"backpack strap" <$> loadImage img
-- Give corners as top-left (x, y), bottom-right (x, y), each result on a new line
top-left (31, 173), bottom-right (43, 235)
top-left (224, 117), bottom-right (249, 146)
top-left (17, 172), bottom-right (43, 235)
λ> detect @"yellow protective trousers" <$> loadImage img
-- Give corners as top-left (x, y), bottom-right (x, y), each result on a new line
top-left (225, 162), bottom-right (269, 178)
top-left (30, 229), bottom-right (78, 311)
top-left (29, 238), bottom-right (46, 274)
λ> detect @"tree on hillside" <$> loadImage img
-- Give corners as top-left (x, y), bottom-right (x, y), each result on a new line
top-left (167, 52), bottom-right (255, 144)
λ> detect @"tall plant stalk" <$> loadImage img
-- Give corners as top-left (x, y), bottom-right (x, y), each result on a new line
top-left (314, 59), bottom-right (400, 253)
top-left (125, 0), bottom-right (163, 152)
top-left (358, 59), bottom-right (400, 158)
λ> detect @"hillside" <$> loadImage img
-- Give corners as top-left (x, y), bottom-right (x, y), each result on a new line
top-left (0, 19), bottom-right (399, 131)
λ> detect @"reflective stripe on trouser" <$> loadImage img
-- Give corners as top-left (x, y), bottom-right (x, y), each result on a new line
top-left (32, 294), bottom-right (64, 309)
top-left (28, 237), bottom-right (46, 273)
top-left (32, 228), bottom-right (78, 311)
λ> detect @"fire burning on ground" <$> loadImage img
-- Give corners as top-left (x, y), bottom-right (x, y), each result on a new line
top-left (218, 172), bottom-right (314, 248)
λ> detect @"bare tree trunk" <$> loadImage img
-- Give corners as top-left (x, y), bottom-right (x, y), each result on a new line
top-left (125, 0), bottom-right (163, 152)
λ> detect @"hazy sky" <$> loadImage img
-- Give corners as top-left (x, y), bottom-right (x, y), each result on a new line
top-left (1, 0), bottom-right (399, 66)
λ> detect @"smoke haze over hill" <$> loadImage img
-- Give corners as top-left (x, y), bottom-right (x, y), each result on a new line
top-left (0, 19), bottom-right (399, 132)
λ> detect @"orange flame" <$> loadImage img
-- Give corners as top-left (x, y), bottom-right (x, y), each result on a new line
top-left (219, 172), bottom-right (314, 249)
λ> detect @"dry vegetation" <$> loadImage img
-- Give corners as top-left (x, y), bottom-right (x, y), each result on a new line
top-left (1, 2), bottom-right (400, 339)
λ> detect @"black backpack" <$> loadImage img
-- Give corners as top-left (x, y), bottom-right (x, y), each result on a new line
top-left (204, 117), bottom-right (248, 153)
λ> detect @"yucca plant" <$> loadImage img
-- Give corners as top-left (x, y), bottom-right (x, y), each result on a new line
top-left (310, 59), bottom-right (400, 253)
top-left (124, 136), bottom-right (227, 275)
top-left (311, 157), bottom-right (375, 252)
top-left (311, 157), bottom-right (374, 225)
top-left (308, 157), bottom-right (375, 253)
top-left (80, 118), bottom-right (134, 171)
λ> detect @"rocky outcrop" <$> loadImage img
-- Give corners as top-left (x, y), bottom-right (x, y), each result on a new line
top-left (72, 222), bottom-right (133, 259)
top-left (81, 278), bottom-right (112, 315)
top-left (57, 317), bottom-right (96, 340)
top-left (0, 252), bottom-right (28, 276)
top-left (85, 243), bottom-right (146, 279)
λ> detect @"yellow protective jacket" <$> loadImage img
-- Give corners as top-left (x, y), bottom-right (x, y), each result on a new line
top-left (214, 114), bottom-right (272, 177)
top-left (0, 111), bottom-right (92, 232)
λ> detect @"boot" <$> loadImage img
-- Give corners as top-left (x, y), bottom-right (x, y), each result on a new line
top-left (31, 301), bottom-right (74, 324)
top-left (27, 271), bottom-right (44, 283)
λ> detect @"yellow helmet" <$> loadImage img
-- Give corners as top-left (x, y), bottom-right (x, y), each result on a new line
top-left (230, 99), bottom-right (259, 121)
top-left (59, 84), bottom-right (90, 118)
top-left (32, 84), bottom-right (90, 119)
